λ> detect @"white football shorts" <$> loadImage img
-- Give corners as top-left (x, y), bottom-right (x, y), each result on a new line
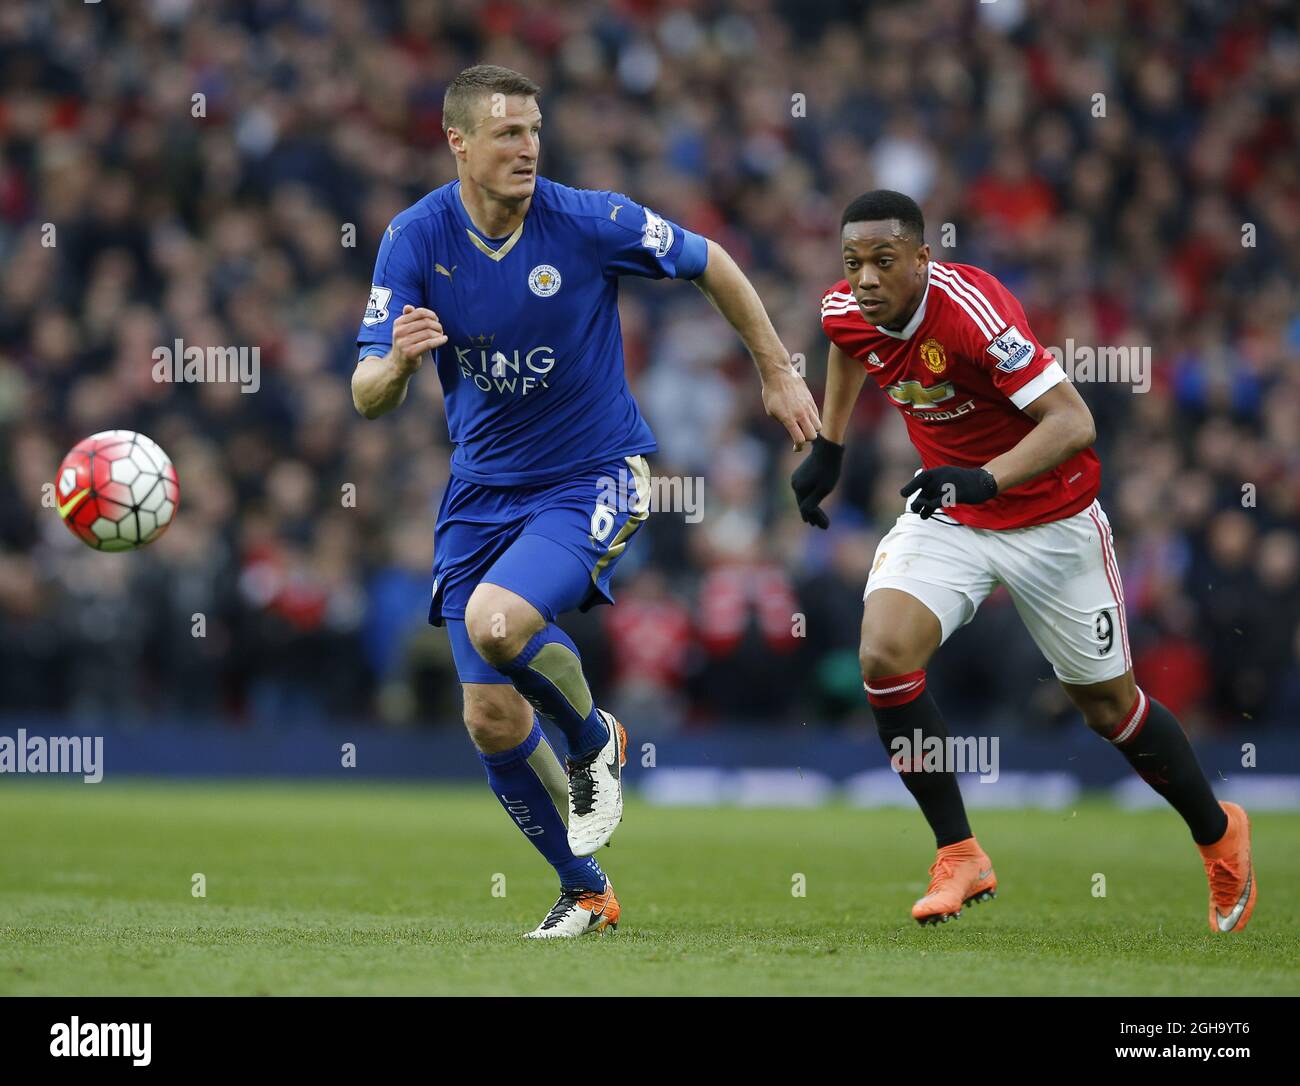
top-left (864, 498), bottom-right (1131, 686)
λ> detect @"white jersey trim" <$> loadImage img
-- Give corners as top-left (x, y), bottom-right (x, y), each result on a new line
top-left (929, 276), bottom-right (999, 340)
top-left (821, 290), bottom-right (859, 320)
top-left (1009, 361), bottom-right (1066, 409)
top-left (874, 267), bottom-right (931, 340)
top-left (930, 263), bottom-right (1008, 337)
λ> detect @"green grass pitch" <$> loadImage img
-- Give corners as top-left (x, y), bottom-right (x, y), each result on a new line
top-left (1, 780), bottom-right (1297, 995)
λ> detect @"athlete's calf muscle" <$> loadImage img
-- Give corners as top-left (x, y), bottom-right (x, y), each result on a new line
top-left (1061, 670), bottom-right (1139, 734)
top-left (462, 682), bottom-right (534, 753)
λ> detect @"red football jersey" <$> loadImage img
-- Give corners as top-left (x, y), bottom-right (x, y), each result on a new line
top-left (820, 261), bottom-right (1101, 529)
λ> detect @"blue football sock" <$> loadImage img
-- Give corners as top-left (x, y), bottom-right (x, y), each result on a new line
top-left (494, 624), bottom-right (609, 758)
top-left (479, 717), bottom-right (607, 892)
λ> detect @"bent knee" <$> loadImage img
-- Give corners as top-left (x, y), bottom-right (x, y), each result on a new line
top-left (1079, 697), bottom-right (1137, 734)
top-left (463, 586), bottom-right (539, 666)
top-left (859, 638), bottom-right (929, 680)
top-left (1068, 676), bottom-right (1140, 734)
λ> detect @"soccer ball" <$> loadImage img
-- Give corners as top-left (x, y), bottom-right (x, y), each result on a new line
top-left (55, 430), bottom-right (180, 551)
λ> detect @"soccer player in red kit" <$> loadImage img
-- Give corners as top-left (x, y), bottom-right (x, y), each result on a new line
top-left (792, 191), bottom-right (1256, 931)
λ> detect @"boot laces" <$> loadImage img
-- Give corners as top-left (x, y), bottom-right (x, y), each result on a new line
top-left (925, 854), bottom-right (961, 895)
top-left (539, 888), bottom-right (588, 930)
top-left (567, 750), bottom-right (600, 816)
top-left (1206, 856), bottom-right (1243, 907)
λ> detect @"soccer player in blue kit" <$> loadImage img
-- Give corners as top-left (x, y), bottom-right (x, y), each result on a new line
top-left (352, 66), bottom-right (819, 937)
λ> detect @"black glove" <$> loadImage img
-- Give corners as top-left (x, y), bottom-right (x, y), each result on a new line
top-left (791, 435), bottom-right (844, 529)
top-left (900, 466), bottom-right (998, 519)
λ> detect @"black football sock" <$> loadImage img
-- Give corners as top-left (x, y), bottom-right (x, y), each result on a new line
top-left (866, 670), bottom-right (973, 848)
top-left (1102, 688), bottom-right (1229, 846)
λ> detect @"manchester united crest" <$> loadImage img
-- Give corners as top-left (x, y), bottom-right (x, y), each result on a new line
top-left (920, 338), bottom-right (947, 374)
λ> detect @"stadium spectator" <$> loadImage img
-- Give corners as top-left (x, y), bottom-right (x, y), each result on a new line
top-left (0, 0), bottom-right (1295, 734)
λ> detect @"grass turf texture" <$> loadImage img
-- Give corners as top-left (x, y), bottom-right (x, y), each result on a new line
top-left (1, 780), bottom-right (1297, 996)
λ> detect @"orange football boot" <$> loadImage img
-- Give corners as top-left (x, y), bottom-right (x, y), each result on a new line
top-left (912, 837), bottom-right (997, 925)
top-left (1198, 802), bottom-right (1256, 933)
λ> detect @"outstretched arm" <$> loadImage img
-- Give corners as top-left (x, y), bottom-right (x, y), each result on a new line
top-left (818, 341), bottom-right (868, 445)
top-left (692, 238), bottom-right (821, 448)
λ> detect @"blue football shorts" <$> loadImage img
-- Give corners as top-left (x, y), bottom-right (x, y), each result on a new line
top-left (429, 453), bottom-right (651, 684)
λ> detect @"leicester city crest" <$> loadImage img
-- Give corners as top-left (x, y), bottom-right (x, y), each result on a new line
top-left (528, 264), bottom-right (561, 297)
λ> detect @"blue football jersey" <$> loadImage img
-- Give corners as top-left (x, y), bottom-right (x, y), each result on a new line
top-left (356, 176), bottom-right (708, 486)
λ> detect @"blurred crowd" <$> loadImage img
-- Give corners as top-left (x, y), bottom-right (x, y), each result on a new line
top-left (0, 0), bottom-right (1297, 736)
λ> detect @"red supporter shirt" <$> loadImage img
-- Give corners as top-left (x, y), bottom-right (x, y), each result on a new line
top-left (820, 261), bottom-right (1101, 529)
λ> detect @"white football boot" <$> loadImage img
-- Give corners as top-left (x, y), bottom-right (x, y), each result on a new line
top-left (523, 881), bottom-right (620, 939)
top-left (565, 709), bottom-right (627, 857)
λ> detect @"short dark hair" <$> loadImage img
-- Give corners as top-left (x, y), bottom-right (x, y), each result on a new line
top-left (442, 64), bottom-right (541, 134)
top-left (841, 190), bottom-right (925, 244)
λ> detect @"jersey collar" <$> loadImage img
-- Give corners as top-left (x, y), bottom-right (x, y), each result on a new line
top-left (874, 266), bottom-right (931, 340)
top-left (453, 180), bottom-right (527, 262)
